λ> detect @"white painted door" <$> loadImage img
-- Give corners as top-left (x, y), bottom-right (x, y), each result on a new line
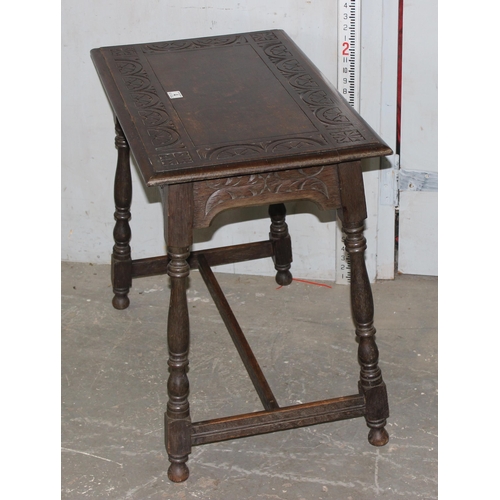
top-left (397, 0), bottom-right (438, 276)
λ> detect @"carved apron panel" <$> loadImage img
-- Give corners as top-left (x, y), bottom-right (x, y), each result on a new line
top-left (193, 165), bottom-right (341, 228)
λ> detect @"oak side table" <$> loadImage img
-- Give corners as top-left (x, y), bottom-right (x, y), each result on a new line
top-left (91, 30), bottom-right (391, 483)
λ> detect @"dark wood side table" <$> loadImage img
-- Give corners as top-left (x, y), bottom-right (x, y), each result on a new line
top-left (91, 29), bottom-right (392, 483)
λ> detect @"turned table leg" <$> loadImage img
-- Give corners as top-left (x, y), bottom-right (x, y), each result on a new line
top-left (111, 118), bottom-right (132, 310)
top-left (269, 203), bottom-right (293, 286)
top-left (337, 162), bottom-right (389, 446)
top-left (344, 222), bottom-right (389, 445)
top-left (165, 246), bottom-right (191, 482)
top-left (162, 184), bottom-right (194, 482)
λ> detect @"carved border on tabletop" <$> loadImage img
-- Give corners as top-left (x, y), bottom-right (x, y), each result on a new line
top-left (197, 136), bottom-right (329, 162)
top-left (110, 47), bottom-right (193, 166)
top-left (141, 35), bottom-right (248, 53)
top-left (250, 31), bottom-right (367, 146)
top-left (202, 166), bottom-right (330, 216)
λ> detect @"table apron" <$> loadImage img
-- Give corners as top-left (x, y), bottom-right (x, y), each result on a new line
top-left (192, 164), bottom-right (341, 228)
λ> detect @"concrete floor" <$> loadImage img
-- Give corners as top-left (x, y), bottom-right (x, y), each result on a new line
top-left (61, 261), bottom-right (437, 499)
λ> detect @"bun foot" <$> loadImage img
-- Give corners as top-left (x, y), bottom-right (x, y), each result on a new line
top-left (276, 270), bottom-right (293, 286)
top-left (168, 462), bottom-right (189, 483)
top-left (368, 426), bottom-right (389, 446)
top-left (112, 294), bottom-right (130, 310)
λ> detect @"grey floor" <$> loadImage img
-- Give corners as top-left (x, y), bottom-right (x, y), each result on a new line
top-left (61, 261), bottom-right (437, 499)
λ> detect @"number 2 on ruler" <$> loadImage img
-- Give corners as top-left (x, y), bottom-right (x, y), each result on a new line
top-left (342, 41), bottom-right (349, 56)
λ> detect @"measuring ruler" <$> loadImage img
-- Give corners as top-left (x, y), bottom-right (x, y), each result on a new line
top-left (336, 0), bottom-right (360, 284)
top-left (337, 0), bottom-right (360, 110)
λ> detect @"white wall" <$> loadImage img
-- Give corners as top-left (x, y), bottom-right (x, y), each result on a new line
top-left (62, 0), bottom-right (395, 281)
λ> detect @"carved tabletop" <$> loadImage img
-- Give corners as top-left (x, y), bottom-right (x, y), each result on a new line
top-left (91, 30), bottom-right (390, 187)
